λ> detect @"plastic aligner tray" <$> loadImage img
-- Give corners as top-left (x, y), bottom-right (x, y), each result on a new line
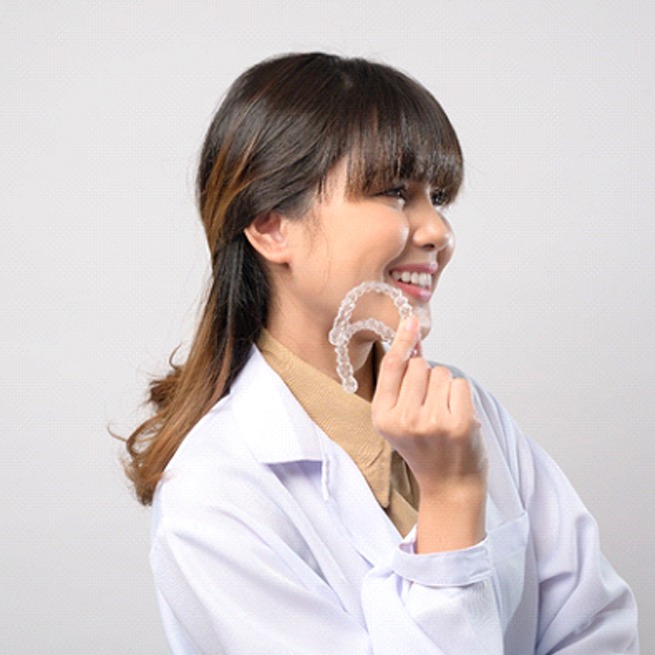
top-left (328, 281), bottom-right (413, 393)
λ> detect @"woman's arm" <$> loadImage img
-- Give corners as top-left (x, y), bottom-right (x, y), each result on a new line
top-left (371, 315), bottom-right (488, 555)
top-left (152, 483), bottom-right (503, 654)
top-left (151, 433), bottom-right (504, 654)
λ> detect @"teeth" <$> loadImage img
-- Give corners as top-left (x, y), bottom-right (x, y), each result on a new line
top-left (390, 270), bottom-right (433, 289)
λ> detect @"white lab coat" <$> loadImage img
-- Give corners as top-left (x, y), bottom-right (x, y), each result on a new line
top-left (150, 346), bottom-right (638, 654)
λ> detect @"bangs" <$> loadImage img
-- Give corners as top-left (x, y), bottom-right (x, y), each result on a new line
top-left (333, 63), bottom-right (463, 204)
top-left (204, 53), bottom-right (464, 223)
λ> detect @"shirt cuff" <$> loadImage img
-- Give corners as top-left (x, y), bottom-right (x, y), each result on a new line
top-left (392, 527), bottom-right (492, 587)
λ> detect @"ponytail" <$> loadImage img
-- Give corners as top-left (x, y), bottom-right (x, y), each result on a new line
top-left (125, 234), bottom-right (269, 504)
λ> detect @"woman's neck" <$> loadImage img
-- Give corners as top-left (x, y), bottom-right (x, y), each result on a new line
top-left (265, 319), bottom-right (376, 402)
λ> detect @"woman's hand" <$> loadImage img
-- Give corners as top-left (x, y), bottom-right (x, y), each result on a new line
top-left (371, 315), bottom-right (488, 553)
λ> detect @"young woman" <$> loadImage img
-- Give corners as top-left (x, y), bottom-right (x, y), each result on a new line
top-left (125, 52), bottom-right (638, 653)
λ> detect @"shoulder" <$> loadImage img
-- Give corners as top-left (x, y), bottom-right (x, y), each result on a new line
top-left (152, 346), bottom-right (325, 537)
top-left (153, 393), bottom-right (259, 519)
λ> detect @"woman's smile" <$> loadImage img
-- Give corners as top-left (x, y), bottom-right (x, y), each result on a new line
top-left (388, 262), bottom-right (439, 301)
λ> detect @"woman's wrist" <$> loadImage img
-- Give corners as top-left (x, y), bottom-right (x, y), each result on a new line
top-left (416, 487), bottom-right (486, 554)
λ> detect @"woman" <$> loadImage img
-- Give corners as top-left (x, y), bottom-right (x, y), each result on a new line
top-left (125, 52), bottom-right (638, 653)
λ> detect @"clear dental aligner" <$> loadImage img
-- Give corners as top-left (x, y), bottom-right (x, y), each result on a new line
top-left (329, 281), bottom-right (414, 394)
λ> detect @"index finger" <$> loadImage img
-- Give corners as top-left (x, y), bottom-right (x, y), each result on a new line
top-left (373, 315), bottom-right (421, 407)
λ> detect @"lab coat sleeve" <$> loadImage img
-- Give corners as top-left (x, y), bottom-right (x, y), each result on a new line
top-left (362, 536), bottom-right (504, 654)
top-left (151, 464), bottom-right (504, 654)
top-left (483, 388), bottom-right (640, 654)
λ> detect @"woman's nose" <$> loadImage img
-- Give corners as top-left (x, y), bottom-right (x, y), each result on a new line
top-left (410, 201), bottom-right (454, 253)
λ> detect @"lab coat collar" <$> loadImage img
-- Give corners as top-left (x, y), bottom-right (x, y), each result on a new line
top-left (230, 347), bottom-right (401, 562)
top-left (230, 346), bottom-right (325, 464)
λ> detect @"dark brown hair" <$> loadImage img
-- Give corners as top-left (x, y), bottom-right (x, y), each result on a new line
top-left (124, 52), bottom-right (463, 504)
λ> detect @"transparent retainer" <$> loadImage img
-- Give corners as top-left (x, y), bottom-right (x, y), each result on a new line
top-left (328, 281), bottom-right (413, 394)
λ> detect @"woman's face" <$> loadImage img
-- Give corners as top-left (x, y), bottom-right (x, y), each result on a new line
top-left (283, 158), bottom-right (455, 342)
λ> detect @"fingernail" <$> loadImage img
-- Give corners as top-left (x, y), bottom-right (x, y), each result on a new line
top-left (403, 315), bottom-right (418, 333)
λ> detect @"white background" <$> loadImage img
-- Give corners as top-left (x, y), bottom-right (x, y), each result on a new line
top-left (1, 1), bottom-right (653, 652)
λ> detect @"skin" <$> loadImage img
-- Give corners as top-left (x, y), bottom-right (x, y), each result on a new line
top-left (245, 158), bottom-right (488, 553)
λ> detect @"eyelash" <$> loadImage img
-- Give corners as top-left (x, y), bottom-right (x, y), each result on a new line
top-left (382, 186), bottom-right (408, 201)
top-left (379, 186), bottom-right (449, 207)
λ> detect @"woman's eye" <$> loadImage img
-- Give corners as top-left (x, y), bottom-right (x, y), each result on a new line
top-left (431, 189), bottom-right (448, 207)
top-left (380, 186), bottom-right (407, 201)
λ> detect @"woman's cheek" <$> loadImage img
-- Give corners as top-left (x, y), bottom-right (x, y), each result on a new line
top-left (385, 220), bottom-right (410, 258)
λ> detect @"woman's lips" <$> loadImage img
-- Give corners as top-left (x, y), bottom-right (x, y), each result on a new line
top-left (389, 264), bottom-right (437, 302)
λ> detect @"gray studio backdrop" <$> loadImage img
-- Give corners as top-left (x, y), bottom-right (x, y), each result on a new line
top-left (2, 1), bottom-right (653, 652)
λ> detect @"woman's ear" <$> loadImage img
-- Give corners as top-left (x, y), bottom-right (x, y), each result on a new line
top-left (243, 211), bottom-right (292, 265)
